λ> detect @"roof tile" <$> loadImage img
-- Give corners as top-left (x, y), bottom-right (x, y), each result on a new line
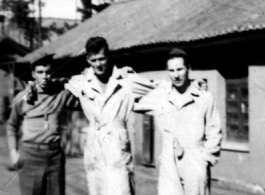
top-left (18, 0), bottom-right (265, 63)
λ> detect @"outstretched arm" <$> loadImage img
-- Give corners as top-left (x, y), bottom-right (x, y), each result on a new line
top-left (64, 90), bottom-right (82, 111)
top-left (132, 85), bottom-right (163, 114)
top-left (118, 66), bottom-right (159, 114)
top-left (6, 94), bottom-right (24, 168)
top-left (64, 75), bottom-right (88, 98)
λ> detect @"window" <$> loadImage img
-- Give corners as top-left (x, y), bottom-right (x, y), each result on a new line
top-left (226, 78), bottom-right (248, 142)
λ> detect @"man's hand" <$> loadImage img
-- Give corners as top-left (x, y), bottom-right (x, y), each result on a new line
top-left (25, 81), bottom-right (37, 105)
top-left (174, 139), bottom-right (184, 159)
top-left (120, 66), bottom-right (135, 78)
top-left (65, 75), bottom-right (87, 98)
top-left (51, 77), bottom-right (69, 85)
top-left (193, 79), bottom-right (208, 91)
top-left (10, 149), bottom-right (20, 169)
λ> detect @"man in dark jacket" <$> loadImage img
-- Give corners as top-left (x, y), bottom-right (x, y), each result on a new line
top-left (6, 55), bottom-right (80, 195)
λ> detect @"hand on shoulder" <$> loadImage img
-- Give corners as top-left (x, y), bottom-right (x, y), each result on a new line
top-left (24, 81), bottom-right (37, 105)
top-left (119, 66), bottom-right (135, 78)
top-left (192, 79), bottom-right (208, 91)
top-left (65, 74), bottom-right (89, 98)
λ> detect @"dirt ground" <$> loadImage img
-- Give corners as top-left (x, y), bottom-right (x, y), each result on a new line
top-left (0, 136), bottom-right (250, 195)
top-left (0, 136), bottom-right (156, 195)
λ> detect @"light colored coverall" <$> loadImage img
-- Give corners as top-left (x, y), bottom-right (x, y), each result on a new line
top-left (65, 66), bottom-right (156, 195)
top-left (134, 81), bottom-right (222, 195)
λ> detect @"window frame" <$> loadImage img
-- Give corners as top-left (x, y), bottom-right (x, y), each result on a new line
top-left (223, 78), bottom-right (250, 152)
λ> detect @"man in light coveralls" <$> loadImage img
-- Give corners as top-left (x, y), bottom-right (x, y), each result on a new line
top-left (65, 36), bottom-right (158, 195)
top-left (135, 48), bottom-right (222, 195)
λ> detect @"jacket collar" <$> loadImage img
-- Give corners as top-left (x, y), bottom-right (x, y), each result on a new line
top-left (167, 80), bottom-right (201, 109)
top-left (83, 66), bottom-right (123, 100)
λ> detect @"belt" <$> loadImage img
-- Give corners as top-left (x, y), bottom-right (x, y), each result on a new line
top-left (180, 141), bottom-right (204, 149)
top-left (93, 122), bottom-right (126, 132)
top-left (23, 141), bottom-right (61, 150)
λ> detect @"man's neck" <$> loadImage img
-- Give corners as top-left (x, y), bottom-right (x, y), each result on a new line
top-left (95, 66), bottom-right (114, 84)
top-left (94, 66), bottom-right (114, 93)
top-left (37, 87), bottom-right (51, 94)
top-left (173, 80), bottom-right (191, 94)
top-left (36, 83), bottom-right (56, 94)
top-left (97, 74), bottom-right (110, 84)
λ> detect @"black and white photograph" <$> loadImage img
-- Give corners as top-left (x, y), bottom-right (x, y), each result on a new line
top-left (0, 0), bottom-right (264, 195)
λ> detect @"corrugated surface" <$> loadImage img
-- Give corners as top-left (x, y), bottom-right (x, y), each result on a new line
top-left (18, 0), bottom-right (265, 63)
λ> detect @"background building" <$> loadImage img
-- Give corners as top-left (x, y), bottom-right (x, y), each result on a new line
top-left (17, 0), bottom-right (265, 193)
top-left (0, 37), bottom-right (30, 136)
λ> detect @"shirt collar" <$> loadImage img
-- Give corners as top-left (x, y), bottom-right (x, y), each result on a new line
top-left (35, 85), bottom-right (52, 94)
top-left (168, 80), bottom-right (201, 109)
top-left (82, 65), bottom-right (123, 95)
top-left (168, 80), bottom-right (201, 96)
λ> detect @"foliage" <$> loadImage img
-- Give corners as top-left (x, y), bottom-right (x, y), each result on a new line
top-left (1, 0), bottom-right (80, 49)
top-left (2, 0), bottom-right (44, 49)
top-left (5, 0), bottom-right (32, 28)
top-left (48, 22), bottom-right (78, 36)
top-left (77, 0), bottom-right (92, 21)
top-left (77, 0), bottom-right (110, 21)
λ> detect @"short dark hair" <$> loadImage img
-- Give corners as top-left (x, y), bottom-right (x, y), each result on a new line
top-left (31, 54), bottom-right (54, 71)
top-left (167, 48), bottom-right (190, 68)
top-left (85, 36), bottom-right (109, 56)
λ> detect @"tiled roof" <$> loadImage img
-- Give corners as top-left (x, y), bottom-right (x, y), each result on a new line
top-left (18, 0), bottom-right (265, 63)
top-left (0, 37), bottom-right (31, 64)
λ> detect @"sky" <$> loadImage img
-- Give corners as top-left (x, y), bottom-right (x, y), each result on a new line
top-left (30, 0), bottom-right (83, 20)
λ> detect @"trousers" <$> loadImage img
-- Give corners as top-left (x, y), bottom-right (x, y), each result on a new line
top-left (85, 167), bottom-right (135, 195)
top-left (83, 124), bottom-right (134, 195)
top-left (19, 145), bottom-right (65, 195)
top-left (177, 149), bottom-right (210, 195)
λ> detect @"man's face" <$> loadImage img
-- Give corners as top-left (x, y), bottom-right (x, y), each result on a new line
top-left (167, 57), bottom-right (189, 89)
top-left (86, 48), bottom-right (110, 77)
top-left (32, 65), bottom-right (52, 89)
